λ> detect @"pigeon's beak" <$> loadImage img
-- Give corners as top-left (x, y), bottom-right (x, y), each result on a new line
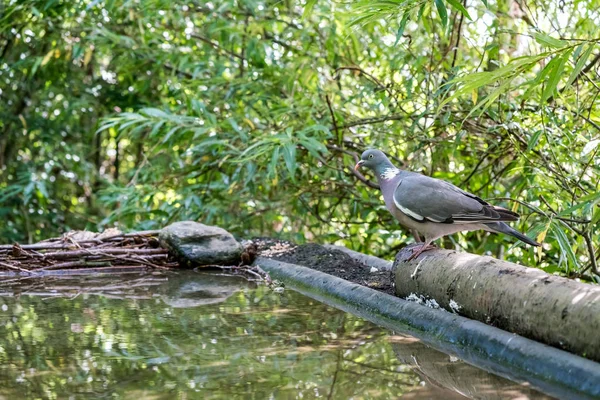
top-left (354, 160), bottom-right (364, 171)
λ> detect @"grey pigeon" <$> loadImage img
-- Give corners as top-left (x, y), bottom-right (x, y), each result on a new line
top-left (355, 149), bottom-right (540, 260)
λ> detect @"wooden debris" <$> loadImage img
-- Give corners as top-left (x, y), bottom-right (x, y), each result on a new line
top-left (0, 230), bottom-right (175, 275)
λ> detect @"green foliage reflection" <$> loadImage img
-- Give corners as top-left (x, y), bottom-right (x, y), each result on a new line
top-left (0, 274), bottom-right (420, 399)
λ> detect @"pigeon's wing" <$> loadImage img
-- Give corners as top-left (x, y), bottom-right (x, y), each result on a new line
top-left (392, 173), bottom-right (519, 224)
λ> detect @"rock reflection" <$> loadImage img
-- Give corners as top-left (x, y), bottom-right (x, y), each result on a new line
top-left (159, 271), bottom-right (254, 308)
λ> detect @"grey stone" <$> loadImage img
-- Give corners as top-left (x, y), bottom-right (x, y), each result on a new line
top-left (159, 221), bottom-right (243, 266)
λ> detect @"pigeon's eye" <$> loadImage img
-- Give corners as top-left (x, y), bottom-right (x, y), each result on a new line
top-left (368, 154), bottom-right (373, 159)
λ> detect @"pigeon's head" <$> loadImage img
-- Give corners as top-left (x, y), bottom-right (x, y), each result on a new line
top-left (355, 149), bottom-right (391, 172)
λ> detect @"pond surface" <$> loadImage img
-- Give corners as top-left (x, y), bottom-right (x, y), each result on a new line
top-left (0, 271), bottom-right (550, 399)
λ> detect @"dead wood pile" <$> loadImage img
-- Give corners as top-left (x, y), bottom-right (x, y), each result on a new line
top-left (0, 229), bottom-right (175, 275)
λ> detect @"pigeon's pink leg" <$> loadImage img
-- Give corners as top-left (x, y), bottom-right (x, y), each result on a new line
top-left (406, 240), bottom-right (437, 261)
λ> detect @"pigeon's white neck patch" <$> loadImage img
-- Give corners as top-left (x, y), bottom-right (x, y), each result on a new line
top-left (380, 168), bottom-right (400, 180)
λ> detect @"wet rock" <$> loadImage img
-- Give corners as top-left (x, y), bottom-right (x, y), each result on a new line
top-left (159, 221), bottom-right (243, 266)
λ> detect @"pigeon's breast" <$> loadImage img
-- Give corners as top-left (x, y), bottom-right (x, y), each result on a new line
top-left (379, 175), bottom-right (405, 216)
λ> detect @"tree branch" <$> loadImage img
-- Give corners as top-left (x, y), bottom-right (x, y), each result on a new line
top-left (326, 145), bottom-right (379, 189)
top-left (191, 33), bottom-right (245, 60)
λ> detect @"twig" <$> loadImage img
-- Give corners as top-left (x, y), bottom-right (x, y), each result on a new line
top-left (163, 63), bottom-right (194, 79)
top-left (326, 145), bottom-right (379, 189)
top-left (41, 248), bottom-right (167, 260)
top-left (325, 94), bottom-right (340, 143)
top-left (333, 113), bottom-right (410, 131)
top-left (0, 261), bottom-right (36, 275)
top-left (190, 33), bottom-right (244, 60)
top-left (0, 231), bottom-right (174, 275)
top-left (582, 232), bottom-right (599, 275)
top-left (489, 196), bottom-right (590, 224)
top-left (451, 0), bottom-right (466, 69)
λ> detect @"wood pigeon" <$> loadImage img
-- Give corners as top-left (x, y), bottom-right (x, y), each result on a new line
top-left (355, 149), bottom-right (540, 260)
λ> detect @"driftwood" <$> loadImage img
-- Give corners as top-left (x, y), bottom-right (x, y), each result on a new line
top-left (0, 230), bottom-right (176, 275)
top-left (394, 247), bottom-right (600, 362)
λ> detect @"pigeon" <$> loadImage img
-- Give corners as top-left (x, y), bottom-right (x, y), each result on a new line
top-left (354, 149), bottom-right (540, 260)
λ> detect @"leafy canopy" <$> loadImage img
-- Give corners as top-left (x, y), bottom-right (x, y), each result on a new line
top-left (0, 0), bottom-right (599, 279)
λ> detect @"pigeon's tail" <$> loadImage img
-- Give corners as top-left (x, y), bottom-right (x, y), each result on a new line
top-left (484, 222), bottom-right (541, 247)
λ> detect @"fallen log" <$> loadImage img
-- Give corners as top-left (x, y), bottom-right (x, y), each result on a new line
top-left (254, 257), bottom-right (600, 399)
top-left (394, 246), bottom-right (600, 361)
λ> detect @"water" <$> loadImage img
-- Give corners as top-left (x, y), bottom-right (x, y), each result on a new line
top-left (0, 271), bottom-right (550, 399)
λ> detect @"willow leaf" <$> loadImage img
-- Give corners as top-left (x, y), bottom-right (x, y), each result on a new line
top-left (550, 222), bottom-right (579, 269)
top-left (534, 32), bottom-right (566, 49)
top-left (564, 44), bottom-right (594, 89)
top-left (446, 0), bottom-right (471, 20)
top-left (435, 0), bottom-right (448, 27)
top-left (541, 48), bottom-right (573, 102)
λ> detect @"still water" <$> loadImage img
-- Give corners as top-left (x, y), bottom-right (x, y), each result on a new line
top-left (0, 271), bottom-right (549, 399)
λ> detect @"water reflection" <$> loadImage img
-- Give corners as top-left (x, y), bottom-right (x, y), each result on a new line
top-left (391, 337), bottom-right (551, 400)
top-left (159, 272), bottom-right (255, 308)
top-left (0, 271), bottom-right (549, 399)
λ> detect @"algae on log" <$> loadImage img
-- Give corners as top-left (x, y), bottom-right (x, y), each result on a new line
top-left (394, 246), bottom-right (600, 361)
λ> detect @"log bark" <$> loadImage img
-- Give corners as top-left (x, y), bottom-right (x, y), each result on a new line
top-left (394, 246), bottom-right (600, 361)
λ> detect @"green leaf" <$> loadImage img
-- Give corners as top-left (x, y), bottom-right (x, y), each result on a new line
top-left (592, 207), bottom-right (600, 226)
top-left (564, 44), bottom-right (594, 89)
top-left (268, 146), bottom-right (280, 178)
top-left (30, 56), bottom-right (43, 77)
top-left (394, 12), bottom-right (410, 46)
top-left (148, 120), bottom-right (165, 137)
top-left (527, 129), bottom-right (543, 151)
top-left (534, 32), bottom-right (565, 49)
top-left (558, 191), bottom-right (600, 217)
top-left (142, 108), bottom-right (169, 118)
top-left (162, 126), bottom-right (180, 143)
top-left (446, 0), bottom-right (471, 20)
top-left (417, 2), bottom-right (428, 20)
top-left (434, 0), bottom-right (448, 27)
top-left (282, 143), bottom-right (297, 180)
top-left (440, 53), bottom-right (549, 109)
top-left (541, 49), bottom-right (573, 102)
top-left (302, 0), bottom-right (318, 19)
top-left (581, 139), bottom-right (600, 157)
top-left (550, 221), bottom-right (579, 269)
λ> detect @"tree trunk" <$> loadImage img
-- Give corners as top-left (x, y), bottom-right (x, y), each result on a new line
top-left (394, 246), bottom-right (600, 361)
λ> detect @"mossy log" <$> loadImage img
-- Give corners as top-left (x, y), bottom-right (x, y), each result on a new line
top-left (394, 246), bottom-right (600, 361)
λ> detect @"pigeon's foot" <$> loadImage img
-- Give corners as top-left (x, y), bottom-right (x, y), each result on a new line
top-left (406, 243), bottom-right (437, 261)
